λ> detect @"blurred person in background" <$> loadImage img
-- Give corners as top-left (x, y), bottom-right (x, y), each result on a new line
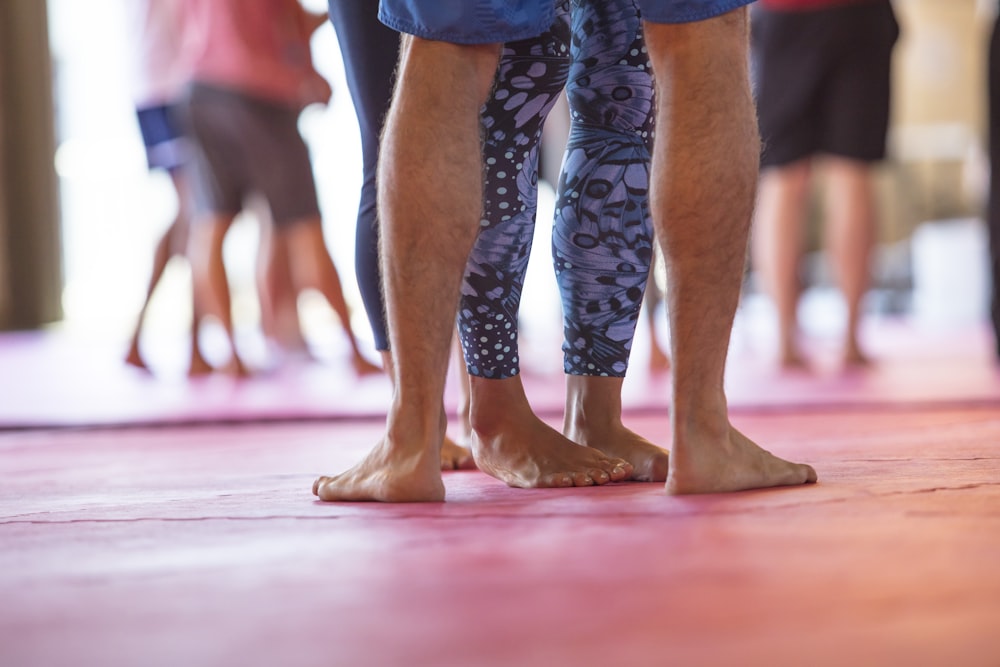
top-left (988, 0), bottom-right (1000, 358)
top-left (749, 0), bottom-right (899, 370)
top-left (123, 0), bottom-right (211, 375)
top-left (178, 0), bottom-right (378, 376)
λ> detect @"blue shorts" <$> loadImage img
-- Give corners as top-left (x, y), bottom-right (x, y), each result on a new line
top-left (135, 104), bottom-right (189, 172)
top-left (378, 0), bottom-right (752, 44)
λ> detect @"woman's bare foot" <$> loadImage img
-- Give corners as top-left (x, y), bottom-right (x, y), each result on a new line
top-left (666, 419), bottom-right (817, 494)
top-left (313, 431), bottom-right (446, 503)
top-left (440, 435), bottom-right (476, 470)
top-left (472, 420), bottom-right (632, 488)
top-left (564, 375), bottom-right (668, 481)
top-left (470, 376), bottom-right (631, 488)
top-left (566, 421), bottom-right (669, 482)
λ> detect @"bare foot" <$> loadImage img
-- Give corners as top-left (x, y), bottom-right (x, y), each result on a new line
top-left (187, 353), bottom-right (214, 377)
top-left (470, 376), bottom-right (632, 488)
top-left (666, 421), bottom-right (817, 494)
top-left (567, 421), bottom-right (669, 482)
top-left (473, 421), bottom-right (632, 488)
top-left (125, 343), bottom-right (150, 372)
top-left (313, 432), bottom-right (445, 502)
top-left (219, 355), bottom-right (252, 378)
top-left (351, 353), bottom-right (383, 377)
top-left (563, 375), bottom-right (668, 481)
top-left (440, 435), bottom-right (476, 470)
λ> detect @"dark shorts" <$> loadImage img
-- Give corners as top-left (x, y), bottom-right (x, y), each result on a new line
top-left (181, 83), bottom-right (320, 226)
top-left (135, 104), bottom-right (189, 172)
top-left (378, 0), bottom-right (752, 44)
top-left (751, 0), bottom-right (899, 168)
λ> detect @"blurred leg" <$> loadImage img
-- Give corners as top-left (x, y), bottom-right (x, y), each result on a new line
top-left (823, 156), bottom-right (875, 367)
top-left (752, 160), bottom-right (811, 368)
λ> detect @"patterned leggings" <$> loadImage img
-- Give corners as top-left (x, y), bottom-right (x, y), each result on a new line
top-left (460, 0), bottom-right (655, 379)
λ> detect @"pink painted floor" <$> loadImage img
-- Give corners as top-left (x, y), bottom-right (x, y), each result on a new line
top-left (2, 319), bottom-right (1000, 666)
top-left (2, 408), bottom-right (1000, 667)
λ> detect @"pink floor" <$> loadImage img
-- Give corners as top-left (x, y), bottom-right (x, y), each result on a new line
top-left (2, 324), bottom-right (1000, 666)
top-left (4, 317), bottom-right (1000, 429)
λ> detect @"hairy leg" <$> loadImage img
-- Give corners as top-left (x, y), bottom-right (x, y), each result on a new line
top-left (378, 350), bottom-right (476, 471)
top-left (751, 160), bottom-right (811, 368)
top-left (314, 37), bottom-right (500, 502)
top-left (645, 9), bottom-right (816, 494)
top-left (823, 156), bottom-right (875, 367)
top-left (563, 375), bottom-right (668, 481)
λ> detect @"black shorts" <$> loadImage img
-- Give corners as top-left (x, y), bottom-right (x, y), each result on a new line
top-left (181, 83), bottom-right (320, 227)
top-left (750, 0), bottom-right (899, 168)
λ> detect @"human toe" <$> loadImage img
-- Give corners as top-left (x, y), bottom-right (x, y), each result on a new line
top-left (312, 476), bottom-right (330, 496)
top-left (804, 464), bottom-right (818, 484)
top-left (540, 472), bottom-right (576, 488)
top-left (606, 460), bottom-right (632, 482)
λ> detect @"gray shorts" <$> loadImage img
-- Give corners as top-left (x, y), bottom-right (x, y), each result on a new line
top-left (182, 83), bottom-right (320, 226)
top-left (378, 0), bottom-right (751, 44)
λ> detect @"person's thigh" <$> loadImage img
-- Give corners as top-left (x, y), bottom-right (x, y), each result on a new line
top-left (379, 0), bottom-right (556, 44)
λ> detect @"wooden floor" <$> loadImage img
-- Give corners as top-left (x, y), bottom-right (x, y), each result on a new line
top-left (2, 323), bottom-right (1000, 666)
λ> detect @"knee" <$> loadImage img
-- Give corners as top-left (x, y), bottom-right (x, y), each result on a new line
top-left (643, 7), bottom-right (750, 72)
top-left (405, 36), bottom-right (501, 105)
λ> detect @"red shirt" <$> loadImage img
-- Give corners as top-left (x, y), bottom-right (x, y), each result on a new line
top-left (178, 0), bottom-right (330, 109)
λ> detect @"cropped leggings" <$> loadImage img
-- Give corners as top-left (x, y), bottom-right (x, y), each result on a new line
top-left (460, 0), bottom-right (655, 378)
top-left (332, 0), bottom-right (655, 378)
